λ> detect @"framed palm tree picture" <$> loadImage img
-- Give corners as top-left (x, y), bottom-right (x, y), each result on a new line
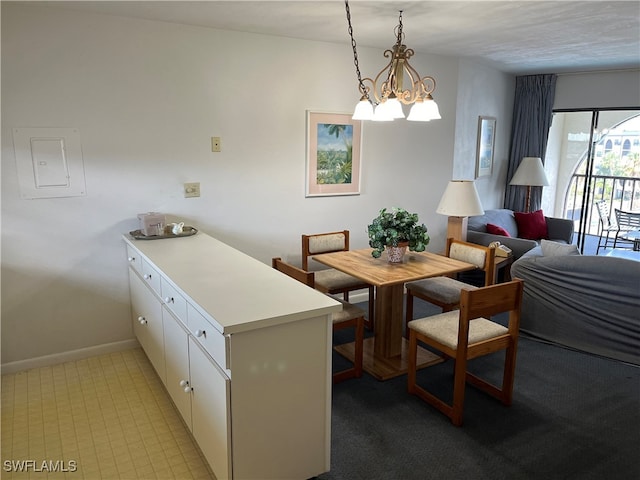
top-left (306, 111), bottom-right (362, 197)
top-left (475, 116), bottom-right (496, 178)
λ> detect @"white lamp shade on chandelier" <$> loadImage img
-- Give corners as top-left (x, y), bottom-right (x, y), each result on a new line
top-left (436, 180), bottom-right (484, 241)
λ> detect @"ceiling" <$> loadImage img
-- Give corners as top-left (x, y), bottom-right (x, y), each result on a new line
top-left (30, 0), bottom-right (640, 75)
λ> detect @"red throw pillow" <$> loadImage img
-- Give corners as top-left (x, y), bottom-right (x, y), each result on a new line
top-left (486, 223), bottom-right (511, 237)
top-left (514, 209), bottom-right (548, 240)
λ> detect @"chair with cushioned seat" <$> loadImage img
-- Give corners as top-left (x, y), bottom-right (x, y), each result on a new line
top-left (407, 279), bottom-right (524, 426)
top-left (302, 230), bottom-right (375, 329)
top-left (272, 257), bottom-right (364, 383)
top-left (405, 238), bottom-right (496, 334)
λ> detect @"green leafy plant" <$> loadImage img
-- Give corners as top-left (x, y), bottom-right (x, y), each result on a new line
top-left (367, 207), bottom-right (430, 258)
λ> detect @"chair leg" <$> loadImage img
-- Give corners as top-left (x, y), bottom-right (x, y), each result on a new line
top-left (451, 356), bottom-right (468, 426)
top-left (500, 341), bottom-right (518, 405)
top-left (597, 232), bottom-right (603, 254)
top-left (366, 286), bottom-right (375, 331)
top-left (408, 332), bottom-right (460, 425)
top-left (407, 330), bottom-right (418, 393)
top-left (333, 317), bottom-right (365, 384)
top-left (405, 291), bottom-right (415, 338)
top-left (354, 317), bottom-right (364, 378)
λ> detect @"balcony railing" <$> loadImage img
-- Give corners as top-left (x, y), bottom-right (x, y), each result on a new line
top-left (565, 174), bottom-right (640, 236)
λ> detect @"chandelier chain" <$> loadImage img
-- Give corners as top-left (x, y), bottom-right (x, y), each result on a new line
top-left (344, 1), bottom-right (371, 103)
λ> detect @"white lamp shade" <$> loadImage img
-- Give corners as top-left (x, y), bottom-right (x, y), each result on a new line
top-left (372, 101), bottom-right (394, 121)
top-left (407, 95), bottom-right (441, 121)
top-left (436, 180), bottom-right (484, 217)
top-left (509, 157), bottom-right (550, 186)
top-left (352, 99), bottom-right (374, 120)
top-left (384, 95), bottom-right (405, 119)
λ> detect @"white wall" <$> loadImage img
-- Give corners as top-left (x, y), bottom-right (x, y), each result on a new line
top-left (554, 70), bottom-right (640, 110)
top-left (453, 59), bottom-right (515, 208)
top-left (1, 4), bottom-right (513, 366)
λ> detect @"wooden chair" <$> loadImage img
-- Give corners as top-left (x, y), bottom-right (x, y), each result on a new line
top-left (405, 238), bottom-right (496, 332)
top-left (407, 279), bottom-right (524, 426)
top-left (595, 201), bottom-right (618, 254)
top-left (302, 230), bottom-right (375, 329)
top-left (272, 257), bottom-right (364, 383)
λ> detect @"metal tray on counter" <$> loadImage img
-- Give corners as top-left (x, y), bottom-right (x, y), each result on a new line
top-left (129, 226), bottom-right (198, 240)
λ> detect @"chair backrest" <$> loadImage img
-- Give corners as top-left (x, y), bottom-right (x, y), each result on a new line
top-left (459, 279), bottom-right (524, 336)
top-left (301, 230), bottom-right (350, 271)
top-left (596, 201), bottom-right (616, 229)
top-left (272, 257), bottom-right (315, 287)
top-left (614, 208), bottom-right (640, 231)
top-left (446, 238), bottom-right (496, 286)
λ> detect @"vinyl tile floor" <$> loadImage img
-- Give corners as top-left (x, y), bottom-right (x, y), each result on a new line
top-left (1, 348), bottom-right (214, 479)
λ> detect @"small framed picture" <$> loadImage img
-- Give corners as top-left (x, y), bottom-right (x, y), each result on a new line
top-left (475, 116), bottom-right (496, 178)
top-left (306, 111), bottom-right (362, 197)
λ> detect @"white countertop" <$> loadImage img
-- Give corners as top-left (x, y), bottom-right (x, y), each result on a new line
top-left (123, 232), bottom-right (341, 335)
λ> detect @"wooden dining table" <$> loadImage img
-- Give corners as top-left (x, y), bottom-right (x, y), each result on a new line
top-left (313, 248), bottom-right (475, 380)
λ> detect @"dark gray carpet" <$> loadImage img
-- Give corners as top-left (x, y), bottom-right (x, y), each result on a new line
top-left (320, 299), bottom-right (640, 480)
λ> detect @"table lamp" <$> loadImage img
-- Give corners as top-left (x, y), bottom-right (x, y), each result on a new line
top-left (436, 180), bottom-right (484, 241)
top-left (509, 157), bottom-right (550, 213)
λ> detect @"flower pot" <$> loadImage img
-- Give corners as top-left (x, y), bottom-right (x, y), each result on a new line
top-left (386, 243), bottom-right (408, 263)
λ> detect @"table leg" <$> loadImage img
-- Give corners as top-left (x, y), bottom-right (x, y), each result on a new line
top-left (334, 283), bottom-right (443, 381)
top-left (373, 284), bottom-right (404, 357)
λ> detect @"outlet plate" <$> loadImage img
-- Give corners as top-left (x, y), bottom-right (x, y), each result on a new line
top-left (184, 182), bottom-right (200, 198)
top-left (211, 137), bottom-right (221, 152)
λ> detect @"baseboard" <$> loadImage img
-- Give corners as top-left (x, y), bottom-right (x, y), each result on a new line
top-left (1, 339), bottom-right (140, 375)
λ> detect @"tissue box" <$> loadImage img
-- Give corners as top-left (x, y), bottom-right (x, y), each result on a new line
top-left (137, 212), bottom-right (166, 236)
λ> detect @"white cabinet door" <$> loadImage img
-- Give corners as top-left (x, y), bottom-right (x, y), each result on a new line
top-left (129, 268), bottom-right (165, 382)
top-left (189, 337), bottom-right (231, 480)
top-left (162, 307), bottom-right (192, 427)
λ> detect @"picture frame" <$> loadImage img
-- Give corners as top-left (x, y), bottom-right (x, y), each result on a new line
top-left (306, 111), bottom-right (362, 197)
top-left (475, 116), bottom-right (496, 178)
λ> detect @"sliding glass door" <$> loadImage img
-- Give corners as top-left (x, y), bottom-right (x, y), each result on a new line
top-left (545, 108), bottom-right (640, 252)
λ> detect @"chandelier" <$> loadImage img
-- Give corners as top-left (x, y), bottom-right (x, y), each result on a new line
top-left (344, 0), bottom-right (441, 122)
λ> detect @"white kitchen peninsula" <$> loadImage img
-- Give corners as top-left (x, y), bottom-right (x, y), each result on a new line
top-left (123, 231), bottom-right (341, 480)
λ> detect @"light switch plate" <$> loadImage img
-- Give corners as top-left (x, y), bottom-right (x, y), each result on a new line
top-left (211, 137), bottom-right (221, 152)
top-left (184, 182), bottom-right (200, 198)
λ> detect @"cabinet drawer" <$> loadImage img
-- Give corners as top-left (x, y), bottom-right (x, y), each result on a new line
top-left (188, 304), bottom-right (229, 370)
top-left (126, 245), bottom-right (142, 274)
top-left (161, 277), bottom-right (187, 323)
top-left (141, 259), bottom-right (161, 296)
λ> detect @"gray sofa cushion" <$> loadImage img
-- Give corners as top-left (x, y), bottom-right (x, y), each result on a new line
top-left (468, 209), bottom-right (519, 237)
top-left (540, 239), bottom-right (580, 256)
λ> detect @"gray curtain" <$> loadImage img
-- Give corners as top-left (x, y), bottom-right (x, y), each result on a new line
top-left (504, 74), bottom-right (557, 212)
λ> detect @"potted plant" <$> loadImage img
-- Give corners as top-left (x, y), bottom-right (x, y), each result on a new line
top-left (367, 207), bottom-right (430, 262)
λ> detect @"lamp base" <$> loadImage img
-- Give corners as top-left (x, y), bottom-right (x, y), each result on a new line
top-left (446, 216), bottom-right (468, 242)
